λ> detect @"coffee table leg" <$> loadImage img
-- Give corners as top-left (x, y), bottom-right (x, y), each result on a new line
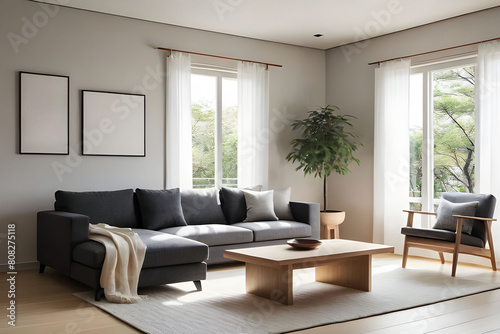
top-left (315, 254), bottom-right (372, 291)
top-left (245, 263), bottom-right (293, 305)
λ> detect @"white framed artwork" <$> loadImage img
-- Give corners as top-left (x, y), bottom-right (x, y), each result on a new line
top-left (19, 72), bottom-right (69, 155)
top-left (82, 90), bottom-right (146, 157)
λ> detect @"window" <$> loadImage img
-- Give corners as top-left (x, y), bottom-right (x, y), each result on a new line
top-left (191, 68), bottom-right (238, 188)
top-left (409, 58), bottom-right (476, 225)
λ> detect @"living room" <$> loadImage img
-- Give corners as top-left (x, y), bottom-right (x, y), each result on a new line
top-left (2, 0), bottom-right (500, 333)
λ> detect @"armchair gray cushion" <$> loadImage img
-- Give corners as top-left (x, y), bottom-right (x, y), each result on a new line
top-left (401, 226), bottom-right (485, 248)
top-left (442, 192), bottom-right (496, 244)
top-left (433, 199), bottom-right (478, 235)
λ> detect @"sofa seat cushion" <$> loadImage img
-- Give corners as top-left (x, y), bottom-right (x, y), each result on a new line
top-left (233, 221), bottom-right (311, 242)
top-left (73, 229), bottom-right (208, 269)
top-left (159, 224), bottom-right (253, 246)
top-left (401, 227), bottom-right (485, 248)
top-left (73, 240), bottom-right (106, 269)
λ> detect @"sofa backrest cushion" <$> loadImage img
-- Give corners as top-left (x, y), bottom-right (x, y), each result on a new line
top-left (136, 188), bottom-right (187, 230)
top-left (55, 189), bottom-right (139, 228)
top-left (273, 187), bottom-right (294, 220)
top-left (219, 187), bottom-right (248, 224)
top-left (180, 188), bottom-right (226, 225)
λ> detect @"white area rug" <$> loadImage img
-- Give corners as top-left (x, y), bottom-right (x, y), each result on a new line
top-left (74, 260), bottom-right (500, 334)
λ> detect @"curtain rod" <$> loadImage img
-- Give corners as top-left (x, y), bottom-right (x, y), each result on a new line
top-left (156, 47), bottom-right (282, 68)
top-left (368, 37), bottom-right (500, 65)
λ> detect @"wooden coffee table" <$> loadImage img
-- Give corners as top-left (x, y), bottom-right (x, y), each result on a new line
top-left (224, 239), bottom-right (394, 305)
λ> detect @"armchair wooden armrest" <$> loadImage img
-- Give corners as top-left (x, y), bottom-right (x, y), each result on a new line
top-left (403, 209), bottom-right (437, 227)
top-left (452, 215), bottom-right (497, 250)
top-left (452, 214), bottom-right (497, 222)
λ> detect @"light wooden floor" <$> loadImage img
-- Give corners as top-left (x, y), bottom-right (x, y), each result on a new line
top-left (1, 254), bottom-right (499, 334)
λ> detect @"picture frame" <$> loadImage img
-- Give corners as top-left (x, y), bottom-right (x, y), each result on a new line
top-left (19, 72), bottom-right (69, 155)
top-left (82, 90), bottom-right (146, 157)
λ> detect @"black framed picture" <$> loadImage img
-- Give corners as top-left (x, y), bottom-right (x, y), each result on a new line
top-left (19, 72), bottom-right (69, 155)
top-left (82, 90), bottom-right (146, 157)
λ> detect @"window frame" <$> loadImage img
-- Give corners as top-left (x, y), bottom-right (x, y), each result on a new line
top-left (410, 56), bottom-right (477, 226)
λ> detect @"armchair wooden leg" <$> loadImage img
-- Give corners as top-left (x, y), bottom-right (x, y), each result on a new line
top-left (488, 246), bottom-right (497, 271)
top-left (402, 238), bottom-right (409, 269)
top-left (485, 221), bottom-right (497, 271)
top-left (452, 219), bottom-right (463, 277)
top-left (452, 248), bottom-right (459, 277)
top-left (438, 252), bottom-right (445, 264)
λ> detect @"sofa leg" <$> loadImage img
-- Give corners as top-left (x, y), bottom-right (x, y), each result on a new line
top-left (95, 288), bottom-right (104, 301)
top-left (193, 280), bottom-right (202, 291)
top-left (39, 263), bottom-right (46, 274)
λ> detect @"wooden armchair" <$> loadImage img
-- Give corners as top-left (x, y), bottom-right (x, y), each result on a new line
top-left (401, 192), bottom-right (497, 277)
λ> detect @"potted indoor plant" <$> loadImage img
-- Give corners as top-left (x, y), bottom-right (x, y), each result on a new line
top-left (286, 105), bottom-right (361, 238)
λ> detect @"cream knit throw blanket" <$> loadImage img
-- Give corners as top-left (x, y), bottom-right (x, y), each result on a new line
top-left (89, 223), bottom-right (147, 303)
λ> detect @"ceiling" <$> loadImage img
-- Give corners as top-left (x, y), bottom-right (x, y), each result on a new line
top-left (34, 0), bottom-right (500, 49)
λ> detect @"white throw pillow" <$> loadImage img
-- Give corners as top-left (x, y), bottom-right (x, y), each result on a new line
top-left (243, 190), bottom-right (279, 222)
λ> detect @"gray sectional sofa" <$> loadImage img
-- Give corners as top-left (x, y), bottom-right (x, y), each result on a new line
top-left (37, 187), bottom-right (320, 300)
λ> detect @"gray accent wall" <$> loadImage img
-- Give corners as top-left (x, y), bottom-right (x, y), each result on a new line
top-left (0, 0), bottom-right (325, 268)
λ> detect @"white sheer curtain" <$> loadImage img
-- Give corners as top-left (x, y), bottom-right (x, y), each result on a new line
top-left (476, 40), bottom-right (500, 264)
top-left (166, 51), bottom-right (192, 189)
top-left (373, 59), bottom-right (411, 253)
top-left (237, 61), bottom-right (270, 189)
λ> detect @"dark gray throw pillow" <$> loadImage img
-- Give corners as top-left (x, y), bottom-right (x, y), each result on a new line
top-left (136, 188), bottom-right (187, 230)
top-left (432, 198), bottom-right (478, 235)
top-left (219, 187), bottom-right (247, 224)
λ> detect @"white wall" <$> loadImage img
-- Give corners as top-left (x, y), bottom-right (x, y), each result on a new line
top-left (0, 0), bottom-right (325, 268)
top-left (326, 7), bottom-right (500, 247)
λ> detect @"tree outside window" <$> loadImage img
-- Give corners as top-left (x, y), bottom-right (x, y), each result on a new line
top-left (191, 72), bottom-right (238, 188)
top-left (409, 61), bottom-right (475, 214)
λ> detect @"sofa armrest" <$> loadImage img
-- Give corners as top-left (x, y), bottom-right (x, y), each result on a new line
top-left (290, 201), bottom-right (320, 239)
top-left (37, 210), bottom-right (90, 276)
